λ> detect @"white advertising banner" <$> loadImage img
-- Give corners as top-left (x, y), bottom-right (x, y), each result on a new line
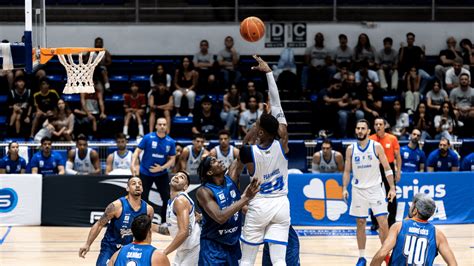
top-left (0, 174), bottom-right (42, 226)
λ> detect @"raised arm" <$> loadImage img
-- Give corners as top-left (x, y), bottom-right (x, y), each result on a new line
top-left (370, 222), bottom-right (401, 266)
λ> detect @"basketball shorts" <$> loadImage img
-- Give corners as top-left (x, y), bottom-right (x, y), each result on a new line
top-left (241, 196), bottom-right (290, 245)
top-left (262, 225), bottom-right (300, 266)
top-left (349, 184), bottom-right (388, 218)
top-left (96, 245), bottom-right (117, 266)
top-left (173, 244), bottom-right (200, 266)
top-left (198, 238), bottom-right (241, 266)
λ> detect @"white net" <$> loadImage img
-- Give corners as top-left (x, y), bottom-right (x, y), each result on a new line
top-left (58, 51), bottom-right (105, 94)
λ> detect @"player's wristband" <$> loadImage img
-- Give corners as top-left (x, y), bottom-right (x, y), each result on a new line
top-left (385, 169), bottom-right (394, 176)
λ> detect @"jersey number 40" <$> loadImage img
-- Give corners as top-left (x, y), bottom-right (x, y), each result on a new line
top-left (403, 235), bottom-right (428, 265)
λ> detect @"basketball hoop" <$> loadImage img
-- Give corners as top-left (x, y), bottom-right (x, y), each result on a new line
top-left (40, 47), bottom-right (105, 94)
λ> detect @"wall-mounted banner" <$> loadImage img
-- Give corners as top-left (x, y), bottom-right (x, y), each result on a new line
top-left (287, 23), bottom-right (307, 48)
top-left (265, 23), bottom-right (307, 48)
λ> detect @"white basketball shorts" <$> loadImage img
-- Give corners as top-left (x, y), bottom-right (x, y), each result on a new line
top-left (349, 184), bottom-right (388, 218)
top-left (172, 244), bottom-right (199, 266)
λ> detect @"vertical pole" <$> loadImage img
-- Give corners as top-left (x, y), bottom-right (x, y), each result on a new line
top-left (431, 0), bottom-right (435, 21)
top-left (25, 0), bottom-right (33, 73)
top-left (333, 0), bottom-right (337, 22)
top-left (234, 0), bottom-right (238, 23)
top-left (135, 0), bottom-right (139, 23)
top-left (41, 0), bottom-right (47, 47)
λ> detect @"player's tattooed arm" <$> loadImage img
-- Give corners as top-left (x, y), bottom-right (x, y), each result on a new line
top-left (98, 202), bottom-right (116, 226)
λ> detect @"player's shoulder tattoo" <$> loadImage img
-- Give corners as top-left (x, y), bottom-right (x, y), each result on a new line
top-left (99, 202), bottom-right (116, 226)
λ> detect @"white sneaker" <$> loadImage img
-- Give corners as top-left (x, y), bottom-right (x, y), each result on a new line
top-left (104, 82), bottom-right (111, 91)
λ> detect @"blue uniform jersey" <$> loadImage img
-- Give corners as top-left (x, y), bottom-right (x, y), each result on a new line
top-left (137, 132), bottom-right (176, 176)
top-left (0, 155), bottom-right (27, 174)
top-left (114, 243), bottom-right (156, 266)
top-left (461, 152), bottom-right (474, 171)
top-left (29, 151), bottom-right (64, 174)
top-left (400, 145), bottom-right (426, 172)
top-left (200, 175), bottom-right (242, 246)
top-left (391, 219), bottom-right (438, 266)
top-left (426, 149), bottom-right (459, 171)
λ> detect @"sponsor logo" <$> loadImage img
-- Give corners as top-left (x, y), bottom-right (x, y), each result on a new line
top-left (152, 141), bottom-right (157, 149)
top-left (230, 190), bottom-right (236, 199)
top-left (218, 226), bottom-right (238, 235)
top-left (303, 179), bottom-right (347, 221)
top-left (0, 188), bottom-right (18, 213)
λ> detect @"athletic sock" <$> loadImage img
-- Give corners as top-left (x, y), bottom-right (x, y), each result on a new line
top-left (359, 249), bottom-right (365, 258)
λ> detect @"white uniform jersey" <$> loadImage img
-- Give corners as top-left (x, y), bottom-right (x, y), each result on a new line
top-left (316, 150), bottom-right (338, 173)
top-left (215, 145), bottom-right (235, 169)
top-left (74, 148), bottom-right (96, 174)
top-left (351, 140), bottom-right (382, 188)
top-left (251, 140), bottom-right (288, 198)
top-left (112, 150), bottom-right (132, 170)
top-left (186, 145), bottom-right (204, 176)
top-left (166, 192), bottom-right (200, 251)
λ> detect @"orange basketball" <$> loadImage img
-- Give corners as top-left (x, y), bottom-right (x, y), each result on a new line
top-left (240, 16), bottom-right (265, 42)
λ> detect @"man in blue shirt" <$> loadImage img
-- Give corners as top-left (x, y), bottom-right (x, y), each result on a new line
top-left (30, 137), bottom-right (65, 175)
top-left (0, 141), bottom-right (27, 174)
top-left (426, 138), bottom-right (459, 172)
top-left (400, 129), bottom-right (426, 172)
top-left (461, 152), bottom-right (474, 171)
top-left (131, 117), bottom-right (176, 223)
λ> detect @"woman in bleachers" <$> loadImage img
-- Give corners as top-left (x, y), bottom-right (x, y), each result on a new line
top-left (426, 79), bottom-right (449, 116)
top-left (413, 101), bottom-right (433, 141)
top-left (403, 66), bottom-right (421, 115)
top-left (37, 99), bottom-right (74, 142)
top-left (173, 57), bottom-right (198, 117)
top-left (220, 83), bottom-right (241, 137)
top-left (150, 64), bottom-right (172, 90)
top-left (434, 101), bottom-right (458, 142)
top-left (361, 81), bottom-right (384, 123)
top-left (388, 99), bottom-right (409, 140)
top-left (353, 33), bottom-right (377, 69)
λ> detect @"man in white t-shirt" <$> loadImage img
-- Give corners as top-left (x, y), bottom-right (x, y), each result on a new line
top-left (239, 95), bottom-right (262, 137)
top-left (445, 58), bottom-right (471, 91)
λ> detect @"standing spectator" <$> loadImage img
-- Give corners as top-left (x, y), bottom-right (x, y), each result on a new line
top-left (65, 134), bottom-right (101, 175)
top-left (302, 32), bottom-right (335, 92)
top-left (426, 138), bottom-right (459, 172)
top-left (0, 141), bottom-right (27, 174)
top-left (353, 33), bottom-right (377, 68)
top-left (240, 81), bottom-right (264, 111)
top-left (355, 60), bottom-right (380, 88)
top-left (150, 64), bottom-right (172, 90)
top-left (105, 133), bottom-right (132, 175)
top-left (403, 67), bottom-right (421, 114)
top-left (361, 81), bottom-right (383, 123)
top-left (450, 73), bottom-right (474, 123)
top-left (334, 34), bottom-right (353, 68)
top-left (435, 37), bottom-right (463, 88)
top-left (75, 89), bottom-right (107, 138)
top-left (426, 79), bottom-right (449, 114)
top-left (7, 76), bottom-right (33, 137)
top-left (217, 36), bottom-right (241, 88)
top-left (30, 136), bottom-right (65, 175)
top-left (131, 117), bottom-right (176, 222)
top-left (370, 118), bottom-right (402, 228)
top-left (149, 82), bottom-right (173, 134)
top-left (376, 37), bottom-right (399, 92)
top-left (388, 99), bottom-right (409, 140)
top-left (434, 101), bottom-right (458, 141)
top-left (413, 102), bottom-right (433, 141)
top-left (123, 83), bottom-right (146, 138)
top-left (192, 96), bottom-right (222, 139)
top-left (220, 84), bottom-right (240, 135)
top-left (179, 133), bottom-right (209, 175)
top-left (445, 58), bottom-right (471, 91)
top-left (173, 57), bottom-right (198, 117)
top-left (193, 39), bottom-right (215, 88)
top-left (400, 129), bottom-right (426, 172)
top-left (30, 78), bottom-right (60, 139)
top-left (311, 139), bottom-right (344, 173)
top-left (239, 96), bottom-right (262, 137)
top-left (93, 37), bottom-right (112, 91)
top-left (461, 152), bottom-right (474, 171)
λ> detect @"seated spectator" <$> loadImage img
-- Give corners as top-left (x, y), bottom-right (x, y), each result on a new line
top-left (355, 60), bottom-right (380, 88)
top-left (65, 134), bottom-right (101, 175)
top-left (30, 136), bottom-right (65, 175)
top-left (192, 96), bottom-right (222, 139)
top-left (376, 37), bottom-right (398, 92)
top-left (302, 32), bottom-right (335, 92)
top-left (272, 48), bottom-right (297, 81)
top-left (93, 37), bottom-right (112, 91)
top-left (400, 129), bottom-right (426, 172)
top-left (311, 139), bottom-right (343, 173)
top-left (426, 79), bottom-right (449, 114)
top-left (179, 134), bottom-right (209, 176)
top-left (34, 114), bottom-right (67, 142)
top-left (342, 74), bottom-right (363, 115)
top-left (74, 87), bottom-right (107, 138)
top-left (50, 99), bottom-right (74, 141)
top-left (170, 143), bottom-right (183, 174)
top-left (403, 67), bottom-right (421, 115)
top-left (334, 34), bottom-right (353, 69)
top-left (240, 81), bottom-right (264, 111)
top-left (201, 73), bottom-right (223, 95)
top-left (333, 62), bottom-right (352, 82)
top-left (173, 57), bottom-right (198, 117)
top-left (460, 38), bottom-right (474, 75)
top-left (150, 64), bottom-right (172, 90)
top-left (217, 36), bottom-right (241, 88)
top-left (353, 33), bottom-right (376, 68)
top-left (450, 73), bottom-right (474, 123)
top-left (148, 82), bottom-right (173, 134)
top-left (388, 99), bottom-right (409, 140)
top-left (193, 39), bottom-right (215, 88)
top-left (220, 84), bottom-right (240, 135)
top-left (361, 81), bottom-right (383, 123)
top-left (123, 83), bottom-right (146, 138)
top-left (209, 130), bottom-right (239, 169)
top-left (445, 58), bottom-right (471, 92)
top-left (435, 37), bottom-right (463, 89)
top-left (0, 141), bottom-right (27, 174)
top-left (105, 133), bottom-right (132, 175)
top-left (239, 95), bottom-right (262, 138)
top-left (426, 137), bottom-right (459, 172)
top-left (7, 76), bottom-right (32, 137)
top-left (461, 152), bottom-right (474, 171)
top-left (434, 101), bottom-right (458, 141)
top-left (30, 78), bottom-right (60, 139)
top-left (413, 102), bottom-right (433, 141)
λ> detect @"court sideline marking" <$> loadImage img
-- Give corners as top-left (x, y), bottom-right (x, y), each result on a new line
top-left (0, 226), bottom-right (12, 245)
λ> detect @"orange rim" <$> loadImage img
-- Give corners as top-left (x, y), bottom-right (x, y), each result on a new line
top-left (39, 47), bottom-right (105, 64)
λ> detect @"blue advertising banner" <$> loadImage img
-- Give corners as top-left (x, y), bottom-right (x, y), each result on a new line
top-left (288, 172), bottom-right (474, 226)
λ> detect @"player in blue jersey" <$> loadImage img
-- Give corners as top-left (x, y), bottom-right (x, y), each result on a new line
top-left (196, 156), bottom-right (260, 266)
top-left (79, 176), bottom-right (154, 266)
top-left (370, 193), bottom-right (457, 266)
top-left (108, 214), bottom-right (170, 266)
top-left (426, 138), bottom-right (460, 172)
top-left (30, 136), bottom-right (65, 175)
top-left (400, 129), bottom-right (426, 172)
top-left (461, 152), bottom-right (474, 171)
top-left (0, 141), bottom-right (27, 174)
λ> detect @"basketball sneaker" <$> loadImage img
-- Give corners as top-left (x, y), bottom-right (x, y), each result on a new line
top-left (384, 254), bottom-right (391, 265)
top-left (356, 257), bottom-right (367, 266)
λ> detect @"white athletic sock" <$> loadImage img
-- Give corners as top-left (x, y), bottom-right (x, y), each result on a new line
top-left (359, 249), bottom-right (365, 258)
top-left (123, 126), bottom-right (128, 135)
top-left (138, 125), bottom-right (144, 136)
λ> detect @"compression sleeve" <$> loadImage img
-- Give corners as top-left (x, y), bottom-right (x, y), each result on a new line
top-left (65, 161), bottom-right (78, 175)
top-left (266, 72), bottom-right (287, 125)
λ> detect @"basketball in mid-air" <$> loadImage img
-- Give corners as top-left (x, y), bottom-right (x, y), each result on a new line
top-left (240, 16), bottom-right (265, 42)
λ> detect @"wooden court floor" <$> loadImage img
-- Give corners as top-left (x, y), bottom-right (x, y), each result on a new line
top-left (0, 225), bottom-right (472, 265)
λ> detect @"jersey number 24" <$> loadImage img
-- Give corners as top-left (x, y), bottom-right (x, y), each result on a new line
top-left (260, 176), bottom-right (284, 194)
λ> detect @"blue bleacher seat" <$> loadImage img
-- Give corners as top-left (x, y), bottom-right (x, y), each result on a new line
top-left (287, 140), bottom-right (307, 172)
top-left (107, 115), bottom-right (124, 122)
top-left (0, 116), bottom-right (7, 124)
top-left (383, 95), bottom-right (398, 104)
top-left (172, 116), bottom-right (193, 124)
top-left (0, 95), bottom-right (7, 103)
top-left (109, 75), bottom-right (129, 82)
top-left (62, 94), bottom-right (81, 102)
top-left (460, 139), bottom-right (474, 157)
top-left (105, 94), bottom-right (124, 102)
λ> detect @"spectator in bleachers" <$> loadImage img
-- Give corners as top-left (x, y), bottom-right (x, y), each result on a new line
top-left (30, 136), bottom-right (65, 175)
top-left (123, 82), bottom-right (146, 138)
top-left (400, 129), bottom-right (426, 172)
top-left (209, 130), bottom-right (239, 169)
top-left (217, 36), bottom-right (241, 88)
top-left (170, 142), bottom-right (183, 174)
top-left (388, 99), bottom-right (409, 140)
top-left (353, 33), bottom-right (376, 69)
top-left (93, 37), bottom-right (112, 91)
top-left (240, 81), bottom-right (264, 112)
top-left (192, 95), bottom-right (222, 139)
top-left (342, 74), bottom-right (363, 116)
top-left (426, 137), bottom-right (459, 172)
top-left (7, 76), bottom-right (32, 137)
top-left (148, 82), bottom-right (173, 134)
top-left (413, 102), bottom-right (433, 141)
top-left (0, 141), bottom-right (26, 174)
top-left (403, 67), bottom-right (421, 115)
top-left (376, 37), bottom-right (398, 92)
top-left (311, 139), bottom-right (343, 173)
top-left (355, 60), bottom-right (380, 88)
top-left (435, 37), bottom-right (463, 89)
top-left (333, 62), bottom-right (352, 82)
top-left (434, 101), bottom-right (458, 142)
top-left (150, 64), bottom-right (172, 90)
top-left (65, 134), bottom-right (101, 175)
top-left (323, 79), bottom-right (356, 138)
top-left (193, 39), bottom-right (215, 88)
top-left (450, 73), bottom-right (473, 125)
top-left (239, 95), bottom-right (262, 138)
top-left (460, 38), bottom-right (474, 76)
top-left (105, 133), bottom-right (132, 175)
top-left (426, 79), bottom-right (449, 115)
top-left (75, 89), bottom-right (107, 138)
top-left (461, 152), bottom-right (474, 171)
top-left (445, 58), bottom-right (471, 92)
top-left (173, 57), bottom-right (198, 117)
top-left (179, 133), bottom-right (209, 176)
top-left (361, 81), bottom-right (383, 123)
top-left (50, 99), bottom-right (74, 141)
top-left (334, 34), bottom-right (353, 69)
top-left (201, 73), bottom-right (223, 95)
top-left (220, 84), bottom-right (240, 135)
top-left (302, 32), bottom-right (335, 92)
top-left (30, 78), bottom-right (60, 139)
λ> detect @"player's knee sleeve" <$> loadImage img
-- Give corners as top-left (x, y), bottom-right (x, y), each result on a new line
top-left (269, 242), bottom-right (287, 266)
top-left (240, 243), bottom-right (259, 266)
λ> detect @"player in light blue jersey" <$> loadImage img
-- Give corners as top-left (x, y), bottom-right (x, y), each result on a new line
top-left (370, 193), bottom-right (457, 266)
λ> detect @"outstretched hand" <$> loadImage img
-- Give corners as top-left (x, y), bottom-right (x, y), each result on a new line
top-left (251, 55), bottom-right (272, 73)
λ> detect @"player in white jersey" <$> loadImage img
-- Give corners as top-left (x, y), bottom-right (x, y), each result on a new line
top-left (154, 171), bottom-right (200, 266)
top-left (65, 134), bottom-right (101, 175)
top-left (106, 133), bottom-right (132, 175)
top-left (312, 139), bottom-right (344, 173)
top-left (342, 119), bottom-right (396, 266)
top-left (179, 134), bottom-right (209, 176)
top-left (209, 129), bottom-right (239, 169)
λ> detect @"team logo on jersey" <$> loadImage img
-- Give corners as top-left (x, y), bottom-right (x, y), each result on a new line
top-left (218, 192), bottom-right (225, 201)
top-left (152, 141), bottom-right (157, 149)
top-left (39, 160), bottom-right (44, 167)
top-left (5, 165), bottom-right (10, 172)
top-left (124, 214), bottom-right (130, 223)
top-left (303, 178), bottom-right (347, 221)
top-left (354, 156), bottom-right (360, 163)
top-left (166, 145), bottom-right (170, 152)
top-left (230, 190), bottom-right (236, 199)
